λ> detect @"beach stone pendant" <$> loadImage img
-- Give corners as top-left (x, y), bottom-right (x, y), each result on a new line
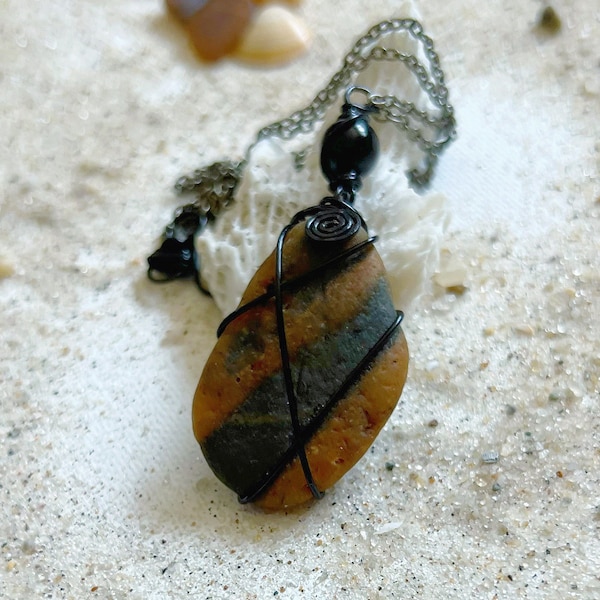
top-left (192, 201), bottom-right (409, 509)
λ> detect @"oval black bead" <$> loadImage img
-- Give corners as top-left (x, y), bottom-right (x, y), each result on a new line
top-left (320, 104), bottom-right (379, 196)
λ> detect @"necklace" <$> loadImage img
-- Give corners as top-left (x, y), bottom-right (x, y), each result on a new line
top-left (148, 18), bottom-right (456, 509)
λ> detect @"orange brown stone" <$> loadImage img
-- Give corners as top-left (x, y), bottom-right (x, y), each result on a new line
top-left (193, 222), bottom-right (409, 509)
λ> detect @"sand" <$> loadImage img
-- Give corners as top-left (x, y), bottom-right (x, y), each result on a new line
top-left (1, 1), bottom-right (599, 598)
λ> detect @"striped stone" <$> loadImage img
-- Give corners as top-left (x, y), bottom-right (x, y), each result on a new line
top-left (192, 221), bottom-right (408, 509)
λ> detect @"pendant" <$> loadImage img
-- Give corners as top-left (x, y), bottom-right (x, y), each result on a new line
top-left (192, 89), bottom-right (409, 509)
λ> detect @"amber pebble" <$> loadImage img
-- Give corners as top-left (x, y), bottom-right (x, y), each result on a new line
top-left (184, 0), bottom-right (253, 62)
top-left (193, 221), bottom-right (409, 509)
top-left (537, 6), bottom-right (562, 35)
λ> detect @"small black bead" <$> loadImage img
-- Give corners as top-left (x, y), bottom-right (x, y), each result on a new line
top-left (147, 237), bottom-right (196, 281)
top-left (147, 206), bottom-right (207, 281)
top-left (320, 104), bottom-right (379, 195)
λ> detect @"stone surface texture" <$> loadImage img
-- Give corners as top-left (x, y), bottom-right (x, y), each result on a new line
top-left (194, 224), bottom-right (408, 508)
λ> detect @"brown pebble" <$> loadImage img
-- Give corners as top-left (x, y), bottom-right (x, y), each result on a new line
top-left (166, 0), bottom-right (308, 65)
top-left (186, 0), bottom-right (253, 61)
top-left (166, 0), bottom-right (207, 23)
top-left (0, 260), bottom-right (15, 279)
top-left (446, 284), bottom-right (467, 296)
top-left (428, 419), bottom-right (439, 428)
top-left (537, 7), bottom-right (561, 34)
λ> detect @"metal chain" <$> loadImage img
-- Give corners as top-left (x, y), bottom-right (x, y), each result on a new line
top-left (173, 160), bottom-right (242, 215)
top-left (252, 19), bottom-right (453, 145)
top-left (171, 17), bottom-right (455, 219)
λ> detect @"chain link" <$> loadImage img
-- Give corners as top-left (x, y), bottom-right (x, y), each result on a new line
top-left (173, 17), bottom-right (455, 216)
top-left (174, 160), bottom-right (244, 218)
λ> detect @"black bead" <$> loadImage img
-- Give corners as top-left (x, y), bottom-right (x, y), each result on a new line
top-left (147, 237), bottom-right (196, 281)
top-left (320, 103), bottom-right (379, 196)
top-left (147, 206), bottom-right (207, 281)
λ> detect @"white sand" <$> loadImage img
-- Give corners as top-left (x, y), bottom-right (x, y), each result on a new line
top-left (1, 1), bottom-right (599, 598)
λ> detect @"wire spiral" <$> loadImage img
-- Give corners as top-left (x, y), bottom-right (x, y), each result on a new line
top-left (305, 206), bottom-right (362, 243)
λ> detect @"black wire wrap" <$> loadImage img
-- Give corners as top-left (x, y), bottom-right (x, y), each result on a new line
top-left (214, 203), bottom-right (404, 504)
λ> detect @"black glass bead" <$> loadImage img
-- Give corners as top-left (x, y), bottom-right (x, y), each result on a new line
top-left (147, 206), bottom-right (207, 281)
top-left (320, 103), bottom-right (379, 196)
top-left (147, 237), bottom-right (196, 281)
